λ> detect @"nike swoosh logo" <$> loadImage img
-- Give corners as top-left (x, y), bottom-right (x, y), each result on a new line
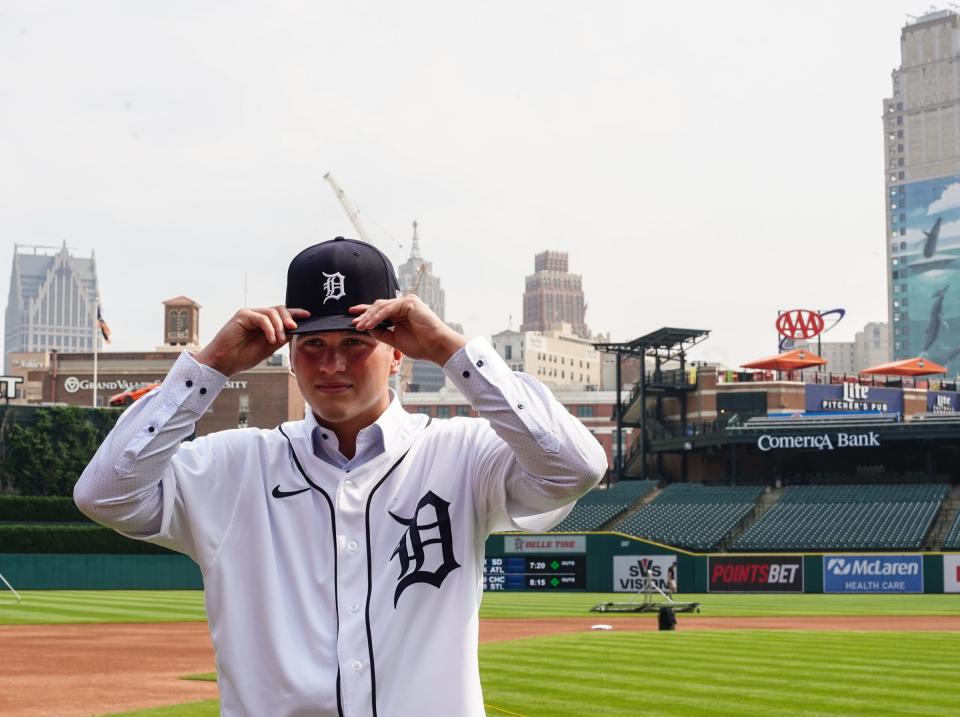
top-left (272, 485), bottom-right (310, 499)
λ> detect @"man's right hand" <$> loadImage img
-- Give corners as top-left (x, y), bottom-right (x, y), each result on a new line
top-left (194, 306), bottom-right (309, 377)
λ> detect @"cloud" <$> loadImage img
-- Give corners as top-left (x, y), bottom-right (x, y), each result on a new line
top-left (928, 182), bottom-right (960, 215)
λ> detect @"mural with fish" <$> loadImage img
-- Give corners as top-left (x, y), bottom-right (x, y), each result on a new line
top-left (895, 176), bottom-right (960, 376)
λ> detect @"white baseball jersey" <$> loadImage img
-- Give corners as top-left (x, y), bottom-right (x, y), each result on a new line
top-left (75, 337), bottom-right (606, 717)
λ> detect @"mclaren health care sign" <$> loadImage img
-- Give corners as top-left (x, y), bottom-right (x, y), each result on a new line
top-left (823, 555), bottom-right (923, 593)
top-left (805, 383), bottom-right (903, 414)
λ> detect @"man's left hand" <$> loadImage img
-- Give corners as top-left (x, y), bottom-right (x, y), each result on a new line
top-left (351, 295), bottom-right (467, 366)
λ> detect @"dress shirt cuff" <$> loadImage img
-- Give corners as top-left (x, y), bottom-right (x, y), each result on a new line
top-left (443, 337), bottom-right (512, 404)
top-left (158, 352), bottom-right (229, 415)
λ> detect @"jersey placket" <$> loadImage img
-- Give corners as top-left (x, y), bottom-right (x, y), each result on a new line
top-left (334, 461), bottom-right (379, 717)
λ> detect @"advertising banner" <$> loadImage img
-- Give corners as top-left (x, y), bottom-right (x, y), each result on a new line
top-left (823, 555), bottom-right (923, 593)
top-left (504, 535), bottom-right (586, 554)
top-left (898, 176), bottom-right (960, 377)
top-left (612, 555), bottom-right (677, 593)
top-left (927, 391), bottom-right (960, 413)
top-left (944, 555), bottom-right (960, 594)
top-left (805, 384), bottom-right (903, 414)
top-left (708, 556), bottom-right (803, 592)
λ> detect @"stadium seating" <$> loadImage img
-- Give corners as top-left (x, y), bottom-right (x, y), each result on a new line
top-left (611, 484), bottom-right (764, 550)
top-left (549, 480), bottom-right (658, 532)
top-left (732, 484), bottom-right (949, 551)
top-left (944, 511), bottom-right (960, 550)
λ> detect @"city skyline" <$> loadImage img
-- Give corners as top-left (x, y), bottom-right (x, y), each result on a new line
top-left (0, 2), bottom-right (941, 370)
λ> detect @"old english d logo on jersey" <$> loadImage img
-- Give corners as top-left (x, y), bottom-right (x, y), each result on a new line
top-left (389, 491), bottom-right (460, 607)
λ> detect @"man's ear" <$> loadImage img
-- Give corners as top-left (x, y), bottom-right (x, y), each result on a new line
top-left (389, 348), bottom-right (403, 376)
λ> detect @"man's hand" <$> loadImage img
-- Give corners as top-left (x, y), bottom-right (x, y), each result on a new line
top-left (351, 295), bottom-right (467, 366)
top-left (194, 306), bottom-right (309, 377)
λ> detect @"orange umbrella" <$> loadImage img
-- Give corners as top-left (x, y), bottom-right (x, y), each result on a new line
top-left (741, 349), bottom-right (827, 372)
top-left (861, 356), bottom-right (946, 376)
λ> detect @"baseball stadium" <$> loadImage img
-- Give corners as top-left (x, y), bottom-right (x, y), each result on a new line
top-left (1, 325), bottom-right (958, 717)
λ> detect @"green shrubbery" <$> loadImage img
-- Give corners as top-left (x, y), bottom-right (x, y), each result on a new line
top-left (0, 524), bottom-right (172, 554)
top-left (0, 495), bottom-right (90, 522)
top-left (0, 404), bottom-right (120, 496)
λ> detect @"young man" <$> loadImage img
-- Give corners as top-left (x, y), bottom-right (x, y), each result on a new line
top-left (75, 237), bottom-right (607, 717)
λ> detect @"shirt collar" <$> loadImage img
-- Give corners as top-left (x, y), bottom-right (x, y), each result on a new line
top-left (303, 388), bottom-right (413, 459)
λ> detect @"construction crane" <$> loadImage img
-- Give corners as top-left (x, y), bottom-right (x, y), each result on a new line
top-left (323, 172), bottom-right (373, 245)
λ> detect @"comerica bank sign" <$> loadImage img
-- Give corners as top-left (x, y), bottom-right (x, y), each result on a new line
top-left (757, 432), bottom-right (881, 452)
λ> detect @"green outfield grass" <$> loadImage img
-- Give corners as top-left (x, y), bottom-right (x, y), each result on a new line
top-left (0, 590), bottom-right (206, 624)
top-left (2, 590), bottom-right (958, 716)
top-left (99, 630), bottom-right (960, 717)
top-left (2, 589), bottom-right (958, 625)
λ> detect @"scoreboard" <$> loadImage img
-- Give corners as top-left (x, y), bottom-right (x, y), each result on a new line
top-left (482, 556), bottom-right (586, 591)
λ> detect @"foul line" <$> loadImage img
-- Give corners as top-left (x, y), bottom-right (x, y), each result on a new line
top-left (484, 703), bottom-right (528, 717)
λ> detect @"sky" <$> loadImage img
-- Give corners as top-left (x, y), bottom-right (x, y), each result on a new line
top-left (0, 0), bottom-right (943, 367)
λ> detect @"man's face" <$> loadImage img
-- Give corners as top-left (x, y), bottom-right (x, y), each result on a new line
top-left (290, 330), bottom-right (401, 430)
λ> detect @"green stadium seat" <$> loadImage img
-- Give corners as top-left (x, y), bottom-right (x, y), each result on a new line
top-left (609, 484), bottom-right (764, 550)
top-left (731, 484), bottom-right (949, 552)
top-left (549, 480), bottom-right (658, 533)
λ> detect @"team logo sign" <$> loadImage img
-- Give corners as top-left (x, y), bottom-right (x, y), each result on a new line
top-left (322, 272), bottom-right (346, 303)
top-left (389, 491), bottom-right (460, 607)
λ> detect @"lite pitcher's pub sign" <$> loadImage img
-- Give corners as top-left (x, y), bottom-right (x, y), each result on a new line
top-left (805, 383), bottom-right (904, 414)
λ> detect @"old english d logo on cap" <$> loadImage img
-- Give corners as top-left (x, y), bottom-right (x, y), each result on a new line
top-left (287, 237), bottom-right (401, 333)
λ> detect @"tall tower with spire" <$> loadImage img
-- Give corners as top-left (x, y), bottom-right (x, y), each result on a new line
top-left (398, 221), bottom-right (445, 320)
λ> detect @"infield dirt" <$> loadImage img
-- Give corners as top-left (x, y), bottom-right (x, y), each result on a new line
top-left (3, 615), bottom-right (959, 717)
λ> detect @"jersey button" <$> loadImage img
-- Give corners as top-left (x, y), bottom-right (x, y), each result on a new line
top-left (351, 660), bottom-right (363, 672)
top-left (347, 540), bottom-right (359, 552)
top-left (350, 603), bottom-right (361, 613)
top-left (343, 480), bottom-right (355, 490)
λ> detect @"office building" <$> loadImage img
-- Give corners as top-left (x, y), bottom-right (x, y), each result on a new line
top-left (818, 322), bottom-right (890, 375)
top-left (490, 324), bottom-right (601, 390)
top-left (520, 251), bottom-right (589, 338)
top-left (885, 10), bottom-right (960, 376)
top-left (5, 243), bottom-right (101, 371)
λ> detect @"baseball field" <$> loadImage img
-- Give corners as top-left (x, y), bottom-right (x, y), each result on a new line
top-left (1, 591), bottom-right (958, 716)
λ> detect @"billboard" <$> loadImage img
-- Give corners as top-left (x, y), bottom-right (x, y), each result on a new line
top-left (805, 384), bottom-right (903, 414)
top-left (503, 535), bottom-right (586, 554)
top-left (927, 391), bottom-right (960, 413)
top-left (896, 176), bottom-right (960, 375)
top-left (823, 555), bottom-right (923, 593)
top-left (708, 556), bottom-right (803, 592)
top-left (612, 555), bottom-right (677, 593)
top-left (945, 555), bottom-right (960, 594)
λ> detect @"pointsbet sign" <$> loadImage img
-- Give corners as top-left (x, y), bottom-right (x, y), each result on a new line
top-left (757, 432), bottom-right (880, 451)
top-left (823, 555), bottom-right (923, 593)
top-left (708, 556), bottom-right (803, 592)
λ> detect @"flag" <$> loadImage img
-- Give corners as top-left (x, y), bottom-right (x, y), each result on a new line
top-left (97, 305), bottom-right (112, 344)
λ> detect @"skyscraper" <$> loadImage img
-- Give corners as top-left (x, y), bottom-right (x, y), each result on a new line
top-left (396, 222), bottom-right (448, 392)
top-left (885, 10), bottom-right (960, 374)
top-left (398, 221), bottom-right (445, 320)
top-left (5, 243), bottom-right (102, 370)
top-left (520, 251), bottom-right (589, 338)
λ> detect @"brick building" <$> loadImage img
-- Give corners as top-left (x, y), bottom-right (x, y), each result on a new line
top-left (520, 251), bottom-right (589, 339)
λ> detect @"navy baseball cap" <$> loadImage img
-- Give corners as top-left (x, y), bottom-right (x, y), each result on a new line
top-left (286, 237), bottom-right (401, 334)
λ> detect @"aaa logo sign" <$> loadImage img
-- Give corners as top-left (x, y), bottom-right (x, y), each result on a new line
top-left (776, 309), bottom-right (825, 340)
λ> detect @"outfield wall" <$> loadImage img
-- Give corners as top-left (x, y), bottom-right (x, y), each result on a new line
top-left (2, 536), bottom-right (958, 593)
top-left (481, 534), bottom-right (956, 595)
